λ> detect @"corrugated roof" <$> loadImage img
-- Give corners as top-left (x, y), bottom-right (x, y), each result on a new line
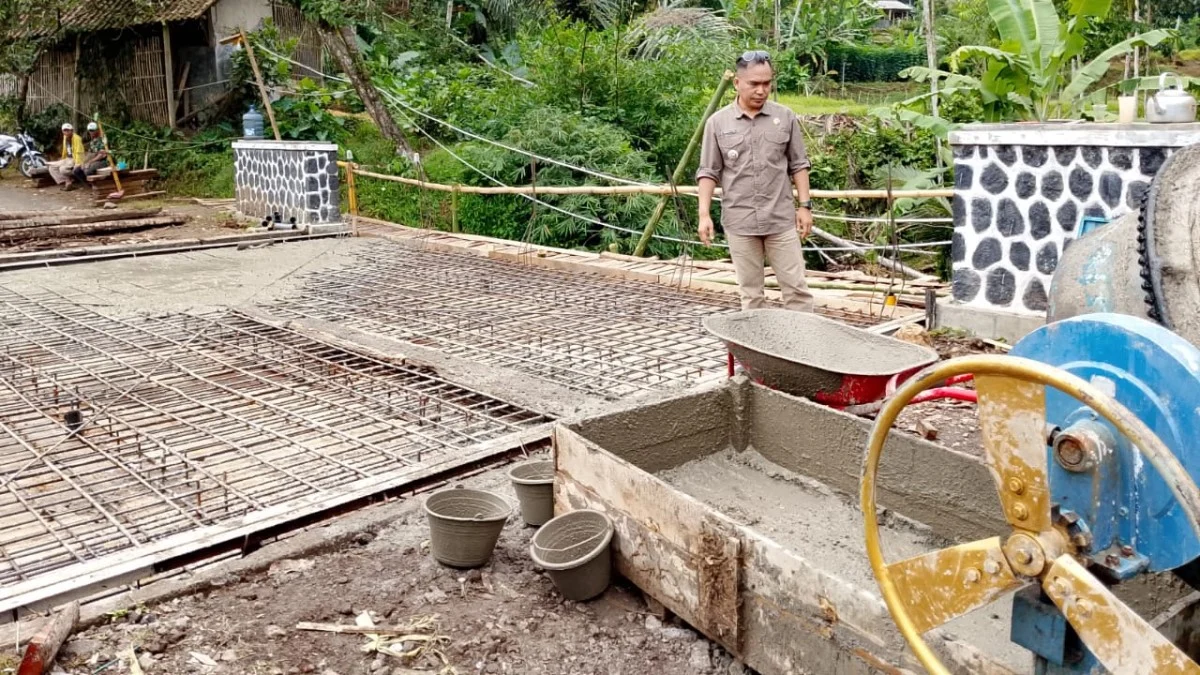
top-left (874, 0), bottom-right (914, 10)
top-left (19, 0), bottom-right (220, 38)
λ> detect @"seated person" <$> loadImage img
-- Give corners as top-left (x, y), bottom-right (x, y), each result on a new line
top-left (71, 122), bottom-right (108, 186)
top-left (48, 123), bottom-right (85, 190)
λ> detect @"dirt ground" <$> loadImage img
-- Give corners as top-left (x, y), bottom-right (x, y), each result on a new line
top-left (0, 181), bottom-right (244, 251)
top-left (39, 462), bottom-right (744, 675)
top-left (895, 399), bottom-right (981, 457)
top-left (885, 325), bottom-right (1004, 457)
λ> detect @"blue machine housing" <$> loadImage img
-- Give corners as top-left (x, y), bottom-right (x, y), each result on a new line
top-left (1010, 314), bottom-right (1200, 672)
top-left (1012, 313), bottom-right (1200, 575)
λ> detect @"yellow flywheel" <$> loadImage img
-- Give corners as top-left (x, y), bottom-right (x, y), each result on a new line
top-left (861, 354), bottom-right (1200, 674)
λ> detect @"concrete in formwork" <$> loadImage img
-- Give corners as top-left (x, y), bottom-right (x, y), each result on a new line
top-left (555, 377), bottom-right (1196, 674)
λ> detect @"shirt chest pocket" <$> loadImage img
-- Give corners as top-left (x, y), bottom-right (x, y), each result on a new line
top-left (764, 131), bottom-right (790, 162)
top-left (717, 133), bottom-right (748, 166)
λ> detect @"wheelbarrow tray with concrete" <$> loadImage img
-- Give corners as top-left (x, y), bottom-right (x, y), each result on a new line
top-left (703, 309), bottom-right (939, 405)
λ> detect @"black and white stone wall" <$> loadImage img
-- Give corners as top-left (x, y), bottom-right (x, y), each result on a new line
top-left (233, 141), bottom-right (341, 225)
top-left (948, 127), bottom-right (1200, 317)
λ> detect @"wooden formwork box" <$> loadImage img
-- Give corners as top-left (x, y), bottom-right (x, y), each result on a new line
top-left (552, 378), bottom-right (1020, 675)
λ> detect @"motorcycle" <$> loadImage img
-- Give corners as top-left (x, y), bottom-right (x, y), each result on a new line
top-left (0, 132), bottom-right (47, 178)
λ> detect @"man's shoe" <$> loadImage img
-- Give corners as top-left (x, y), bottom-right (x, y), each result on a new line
top-left (63, 182), bottom-right (79, 192)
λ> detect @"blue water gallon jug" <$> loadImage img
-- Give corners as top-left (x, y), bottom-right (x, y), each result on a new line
top-left (243, 105), bottom-right (264, 139)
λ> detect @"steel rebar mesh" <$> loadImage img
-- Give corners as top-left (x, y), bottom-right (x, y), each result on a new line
top-left (0, 288), bottom-right (548, 589)
top-left (269, 243), bottom-right (883, 400)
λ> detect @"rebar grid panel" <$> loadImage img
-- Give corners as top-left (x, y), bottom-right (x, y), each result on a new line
top-left (0, 289), bottom-right (548, 590)
top-left (269, 243), bottom-right (885, 400)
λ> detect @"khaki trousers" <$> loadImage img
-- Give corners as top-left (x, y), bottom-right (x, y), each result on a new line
top-left (48, 159), bottom-right (75, 184)
top-left (727, 229), bottom-right (815, 312)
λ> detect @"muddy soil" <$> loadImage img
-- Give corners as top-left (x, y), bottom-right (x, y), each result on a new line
top-left (43, 465), bottom-right (745, 675)
top-left (895, 400), bottom-right (982, 458)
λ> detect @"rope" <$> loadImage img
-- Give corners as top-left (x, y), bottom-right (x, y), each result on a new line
top-left (256, 45), bottom-right (652, 189)
top-left (259, 45), bottom-right (953, 232)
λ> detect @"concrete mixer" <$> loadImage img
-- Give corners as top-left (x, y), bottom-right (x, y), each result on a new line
top-left (861, 143), bottom-right (1200, 674)
top-left (1047, 143), bottom-right (1200, 338)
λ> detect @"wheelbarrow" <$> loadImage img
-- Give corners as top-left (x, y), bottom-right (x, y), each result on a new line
top-left (702, 309), bottom-right (976, 414)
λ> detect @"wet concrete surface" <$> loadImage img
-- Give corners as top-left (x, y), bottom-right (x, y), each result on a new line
top-left (658, 447), bottom-right (1030, 672)
top-left (1, 238), bottom-right (366, 316)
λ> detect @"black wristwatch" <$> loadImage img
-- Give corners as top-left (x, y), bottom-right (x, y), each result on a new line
top-left (796, 200), bottom-right (812, 210)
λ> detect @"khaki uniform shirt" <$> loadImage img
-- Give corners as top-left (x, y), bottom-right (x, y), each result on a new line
top-left (696, 100), bottom-right (811, 236)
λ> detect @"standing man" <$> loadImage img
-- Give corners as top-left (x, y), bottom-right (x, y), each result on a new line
top-left (48, 123), bottom-right (86, 191)
top-left (697, 50), bottom-right (815, 312)
top-left (71, 122), bottom-right (108, 186)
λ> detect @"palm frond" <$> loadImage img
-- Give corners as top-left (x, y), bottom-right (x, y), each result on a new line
top-left (625, 2), bottom-right (739, 60)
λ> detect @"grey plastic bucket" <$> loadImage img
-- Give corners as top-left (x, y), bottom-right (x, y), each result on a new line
top-left (529, 509), bottom-right (614, 601)
top-left (424, 488), bottom-right (512, 568)
top-left (508, 460), bottom-right (555, 526)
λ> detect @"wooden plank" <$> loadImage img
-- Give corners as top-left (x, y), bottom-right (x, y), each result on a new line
top-left (87, 169), bottom-right (159, 183)
top-left (0, 209), bottom-right (162, 229)
top-left (94, 191), bottom-right (167, 205)
top-left (16, 601), bottom-right (79, 675)
top-left (0, 216), bottom-right (186, 244)
top-left (697, 518), bottom-right (740, 649)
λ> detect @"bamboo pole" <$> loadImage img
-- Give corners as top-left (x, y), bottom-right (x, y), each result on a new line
top-left (633, 70), bottom-right (734, 257)
top-left (808, 226), bottom-right (929, 279)
top-left (345, 163), bottom-right (359, 216)
top-left (163, 23), bottom-right (176, 129)
top-left (451, 184), bottom-right (460, 233)
top-left (922, 0), bottom-right (938, 119)
top-left (240, 29), bottom-right (281, 141)
top-left (343, 166), bottom-right (953, 199)
top-left (72, 36), bottom-right (82, 128)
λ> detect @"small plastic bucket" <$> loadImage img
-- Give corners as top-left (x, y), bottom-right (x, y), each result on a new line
top-left (508, 460), bottom-right (555, 526)
top-left (529, 509), bottom-right (614, 602)
top-left (424, 488), bottom-right (512, 568)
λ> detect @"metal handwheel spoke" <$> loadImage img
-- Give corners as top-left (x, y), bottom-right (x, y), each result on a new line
top-left (884, 537), bottom-right (1025, 634)
top-left (975, 374), bottom-right (1053, 533)
top-left (862, 354), bottom-right (1200, 675)
top-left (1043, 554), bottom-right (1200, 675)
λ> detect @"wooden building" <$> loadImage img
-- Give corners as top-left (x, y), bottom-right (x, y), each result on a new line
top-left (18, 0), bottom-right (323, 128)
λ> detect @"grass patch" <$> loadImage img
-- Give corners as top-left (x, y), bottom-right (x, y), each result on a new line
top-left (777, 93), bottom-right (871, 116)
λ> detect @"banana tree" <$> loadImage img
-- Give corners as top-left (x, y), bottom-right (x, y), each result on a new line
top-left (892, 0), bottom-right (1174, 120)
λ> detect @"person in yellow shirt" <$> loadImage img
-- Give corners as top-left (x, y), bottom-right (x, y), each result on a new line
top-left (49, 123), bottom-right (86, 190)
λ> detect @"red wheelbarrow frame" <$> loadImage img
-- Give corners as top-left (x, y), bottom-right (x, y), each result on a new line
top-left (725, 351), bottom-right (977, 413)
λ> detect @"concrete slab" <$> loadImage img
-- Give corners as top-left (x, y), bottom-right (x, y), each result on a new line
top-left (0, 237), bottom-right (369, 317)
top-left (935, 298), bottom-right (1046, 343)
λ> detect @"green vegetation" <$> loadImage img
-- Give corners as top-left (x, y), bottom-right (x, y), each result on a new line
top-left (778, 94), bottom-right (871, 116)
top-left (5, 0), bottom-right (1190, 278)
top-left (826, 44), bottom-right (927, 82)
top-left (897, 0), bottom-right (1173, 121)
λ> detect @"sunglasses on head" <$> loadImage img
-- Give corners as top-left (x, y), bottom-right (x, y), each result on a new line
top-left (737, 50), bottom-right (771, 65)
